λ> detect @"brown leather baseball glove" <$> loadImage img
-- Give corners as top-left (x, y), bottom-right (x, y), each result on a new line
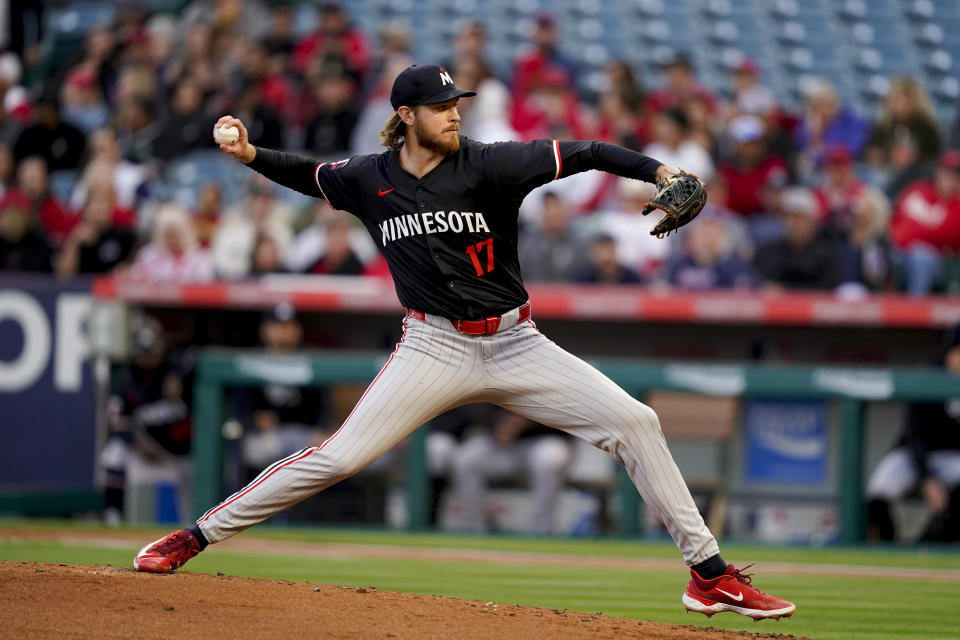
top-left (643, 169), bottom-right (707, 238)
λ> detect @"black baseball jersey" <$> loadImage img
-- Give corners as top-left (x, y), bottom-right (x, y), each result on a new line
top-left (248, 137), bottom-right (662, 319)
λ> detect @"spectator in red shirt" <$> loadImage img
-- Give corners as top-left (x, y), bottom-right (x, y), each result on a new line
top-left (291, 2), bottom-right (370, 78)
top-left (814, 146), bottom-right (867, 234)
top-left (890, 150), bottom-right (960, 295)
top-left (510, 14), bottom-right (579, 138)
top-left (720, 115), bottom-right (787, 214)
top-left (512, 67), bottom-right (587, 142)
top-left (512, 14), bottom-right (576, 96)
top-left (16, 156), bottom-right (77, 248)
top-left (718, 114), bottom-right (788, 245)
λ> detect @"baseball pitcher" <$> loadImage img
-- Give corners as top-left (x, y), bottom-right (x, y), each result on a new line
top-left (133, 65), bottom-right (794, 621)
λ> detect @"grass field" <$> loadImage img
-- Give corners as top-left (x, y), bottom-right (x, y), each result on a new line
top-left (3, 520), bottom-right (960, 639)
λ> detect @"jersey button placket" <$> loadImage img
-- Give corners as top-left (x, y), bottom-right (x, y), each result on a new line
top-left (416, 183), bottom-right (425, 209)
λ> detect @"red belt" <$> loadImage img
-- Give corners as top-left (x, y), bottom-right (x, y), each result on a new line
top-left (407, 303), bottom-right (531, 336)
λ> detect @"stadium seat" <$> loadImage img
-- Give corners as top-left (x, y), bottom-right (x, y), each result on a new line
top-left (635, 0), bottom-right (667, 17)
top-left (837, 0), bottom-right (868, 20)
top-left (704, 0), bottom-right (733, 18)
top-left (855, 49), bottom-right (884, 73)
top-left (906, 0), bottom-right (935, 20)
top-left (784, 48), bottom-right (815, 72)
top-left (777, 21), bottom-right (807, 45)
top-left (573, 0), bottom-right (603, 16)
top-left (771, 0), bottom-right (800, 19)
top-left (709, 21), bottom-right (740, 46)
top-left (913, 22), bottom-right (945, 47)
top-left (924, 50), bottom-right (953, 74)
top-left (851, 22), bottom-right (876, 45)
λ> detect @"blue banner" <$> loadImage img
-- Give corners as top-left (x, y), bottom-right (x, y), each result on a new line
top-left (0, 275), bottom-right (95, 489)
top-left (745, 399), bottom-right (828, 485)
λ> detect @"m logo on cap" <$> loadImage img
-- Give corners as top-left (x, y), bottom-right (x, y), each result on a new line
top-left (439, 70), bottom-right (453, 86)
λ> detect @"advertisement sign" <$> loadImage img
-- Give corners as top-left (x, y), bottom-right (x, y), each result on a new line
top-left (745, 399), bottom-right (828, 485)
top-left (0, 275), bottom-right (95, 488)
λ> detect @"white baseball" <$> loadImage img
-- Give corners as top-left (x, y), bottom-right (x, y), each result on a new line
top-left (214, 125), bottom-right (240, 145)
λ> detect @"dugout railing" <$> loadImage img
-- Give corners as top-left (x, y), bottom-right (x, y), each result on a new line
top-left (192, 350), bottom-right (960, 543)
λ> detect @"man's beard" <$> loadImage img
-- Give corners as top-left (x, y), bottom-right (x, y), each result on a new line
top-left (413, 118), bottom-right (460, 155)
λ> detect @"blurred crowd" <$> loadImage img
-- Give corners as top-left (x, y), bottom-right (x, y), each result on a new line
top-left (1, 1), bottom-right (960, 295)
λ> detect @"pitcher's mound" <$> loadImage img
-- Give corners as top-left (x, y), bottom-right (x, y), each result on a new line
top-left (3, 561), bottom-right (808, 639)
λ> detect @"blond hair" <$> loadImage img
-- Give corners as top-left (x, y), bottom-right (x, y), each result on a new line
top-left (852, 185), bottom-right (892, 240)
top-left (879, 75), bottom-right (937, 125)
top-left (379, 112), bottom-right (406, 150)
top-left (152, 203), bottom-right (197, 253)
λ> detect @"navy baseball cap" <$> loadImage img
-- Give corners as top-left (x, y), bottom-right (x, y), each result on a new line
top-left (390, 64), bottom-right (476, 110)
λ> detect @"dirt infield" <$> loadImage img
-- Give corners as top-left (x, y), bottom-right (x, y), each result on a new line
top-left (4, 562), bottom-right (808, 640)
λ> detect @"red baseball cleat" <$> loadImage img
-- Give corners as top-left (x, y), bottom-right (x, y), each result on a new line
top-left (133, 529), bottom-right (201, 574)
top-left (682, 563), bottom-right (796, 620)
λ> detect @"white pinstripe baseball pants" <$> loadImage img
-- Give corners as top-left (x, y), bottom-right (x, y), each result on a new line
top-left (197, 305), bottom-right (720, 565)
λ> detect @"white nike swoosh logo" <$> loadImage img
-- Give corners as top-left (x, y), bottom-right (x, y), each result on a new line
top-left (716, 588), bottom-right (743, 601)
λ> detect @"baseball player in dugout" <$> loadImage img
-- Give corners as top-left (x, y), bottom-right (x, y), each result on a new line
top-left (134, 64), bottom-right (795, 621)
